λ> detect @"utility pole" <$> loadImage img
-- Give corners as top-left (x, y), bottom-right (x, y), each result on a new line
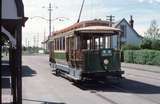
top-left (25, 38), bottom-right (28, 47)
top-left (33, 35), bottom-right (36, 48)
top-left (37, 33), bottom-right (39, 48)
top-left (48, 3), bottom-right (54, 37)
top-left (27, 40), bottom-right (30, 47)
top-left (106, 15), bottom-right (115, 48)
top-left (106, 15), bottom-right (115, 27)
top-left (33, 35), bottom-right (36, 53)
top-left (27, 40), bottom-right (30, 53)
top-left (44, 30), bottom-right (46, 50)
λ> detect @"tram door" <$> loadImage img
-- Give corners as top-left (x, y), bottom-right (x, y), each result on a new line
top-left (66, 37), bottom-right (74, 61)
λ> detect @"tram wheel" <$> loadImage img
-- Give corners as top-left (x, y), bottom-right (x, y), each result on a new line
top-left (55, 69), bottom-right (60, 76)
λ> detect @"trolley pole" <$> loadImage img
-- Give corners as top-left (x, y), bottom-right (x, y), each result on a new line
top-left (106, 15), bottom-right (115, 48)
top-left (77, 0), bottom-right (85, 23)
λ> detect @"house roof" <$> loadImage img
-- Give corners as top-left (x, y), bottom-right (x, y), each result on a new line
top-left (114, 18), bottom-right (143, 38)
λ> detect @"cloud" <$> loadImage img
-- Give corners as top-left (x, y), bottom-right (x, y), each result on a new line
top-left (138, 0), bottom-right (160, 3)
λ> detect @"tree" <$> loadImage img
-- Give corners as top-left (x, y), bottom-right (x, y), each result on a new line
top-left (140, 20), bottom-right (160, 50)
top-left (145, 20), bottom-right (160, 40)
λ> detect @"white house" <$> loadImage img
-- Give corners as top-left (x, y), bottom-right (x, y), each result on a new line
top-left (111, 16), bottom-right (143, 48)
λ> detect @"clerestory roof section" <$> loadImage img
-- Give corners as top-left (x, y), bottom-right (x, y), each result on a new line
top-left (53, 19), bottom-right (110, 36)
top-left (75, 26), bottom-right (121, 36)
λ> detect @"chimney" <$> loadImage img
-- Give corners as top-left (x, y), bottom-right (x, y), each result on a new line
top-left (129, 15), bottom-right (134, 28)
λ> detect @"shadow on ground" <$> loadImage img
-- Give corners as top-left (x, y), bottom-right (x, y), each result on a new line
top-left (2, 64), bottom-right (10, 76)
top-left (23, 98), bottom-right (66, 104)
top-left (2, 64), bottom-right (11, 89)
top-left (1, 63), bottom-right (37, 89)
top-left (73, 78), bottom-right (160, 94)
top-left (2, 78), bottom-right (10, 88)
top-left (22, 66), bottom-right (37, 77)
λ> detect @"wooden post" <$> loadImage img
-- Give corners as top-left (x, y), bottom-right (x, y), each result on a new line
top-left (9, 48), bottom-right (17, 104)
top-left (0, 0), bottom-right (2, 102)
top-left (16, 25), bottom-right (22, 104)
top-left (0, 39), bottom-right (2, 104)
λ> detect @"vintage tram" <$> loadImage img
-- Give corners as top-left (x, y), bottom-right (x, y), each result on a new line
top-left (49, 20), bottom-right (124, 81)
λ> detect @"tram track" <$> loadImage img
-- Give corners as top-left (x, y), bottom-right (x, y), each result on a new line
top-left (75, 80), bottom-right (160, 104)
top-left (74, 81), bottom-right (120, 104)
top-left (111, 84), bottom-right (160, 104)
top-left (94, 93), bottom-right (119, 104)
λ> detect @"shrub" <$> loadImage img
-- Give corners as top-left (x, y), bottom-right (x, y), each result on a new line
top-left (123, 50), bottom-right (134, 63)
top-left (140, 38), bottom-right (152, 49)
top-left (124, 49), bottom-right (160, 66)
top-left (152, 55), bottom-right (160, 66)
top-left (121, 44), bottom-right (140, 62)
top-left (151, 39), bottom-right (160, 50)
top-left (140, 38), bottom-right (160, 50)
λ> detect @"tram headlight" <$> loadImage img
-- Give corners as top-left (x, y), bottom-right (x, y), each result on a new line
top-left (104, 59), bottom-right (109, 65)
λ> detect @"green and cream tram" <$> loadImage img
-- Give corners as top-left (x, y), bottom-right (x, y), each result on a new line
top-left (49, 20), bottom-right (124, 81)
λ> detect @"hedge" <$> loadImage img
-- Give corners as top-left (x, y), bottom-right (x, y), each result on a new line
top-left (121, 44), bottom-right (140, 51)
top-left (124, 49), bottom-right (160, 66)
top-left (54, 52), bottom-right (66, 60)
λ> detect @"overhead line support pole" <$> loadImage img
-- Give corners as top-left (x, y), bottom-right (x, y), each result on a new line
top-left (106, 15), bottom-right (115, 48)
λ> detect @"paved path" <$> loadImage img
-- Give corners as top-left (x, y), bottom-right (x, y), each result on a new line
top-left (22, 55), bottom-right (160, 104)
top-left (122, 63), bottom-right (160, 73)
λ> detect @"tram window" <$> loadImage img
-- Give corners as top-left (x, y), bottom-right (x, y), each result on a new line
top-left (58, 38), bottom-right (60, 50)
top-left (60, 37), bottom-right (62, 50)
top-left (54, 37), bottom-right (65, 51)
top-left (55, 39), bottom-right (57, 50)
top-left (59, 38), bottom-right (61, 50)
top-left (87, 40), bottom-right (90, 49)
top-left (62, 37), bottom-right (65, 50)
top-left (56, 39), bottom-right (58, 50)
top-left (95, 38), bottom-right (99, 49)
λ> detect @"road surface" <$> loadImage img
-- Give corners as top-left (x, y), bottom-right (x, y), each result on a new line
top-left (22, 55), bottom-right (160, 104)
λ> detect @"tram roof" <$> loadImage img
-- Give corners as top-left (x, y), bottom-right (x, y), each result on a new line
top-left (53, 20), bottom-right (110, 36)
top-left (75, 26), bottom-right (121, 35)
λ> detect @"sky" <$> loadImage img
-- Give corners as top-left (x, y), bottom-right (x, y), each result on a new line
top-left (22, 0), bottom-right (160, 47)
